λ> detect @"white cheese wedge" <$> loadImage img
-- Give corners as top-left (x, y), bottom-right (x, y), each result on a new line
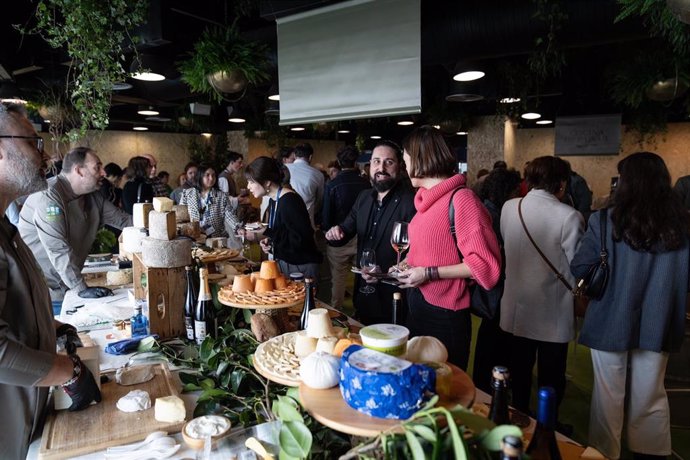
top-left (133, 203), bottom-right (153, 228)
top-left (141, 237), bottom-right (192, 268)
top-left (148, 211), bottom-right (177, 241)
top-left (152, 197), bottom-right (174, 212)
top-left (154, 395), bottom-right (186, 423)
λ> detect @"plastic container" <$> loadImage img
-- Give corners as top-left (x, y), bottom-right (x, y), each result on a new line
top-left (181, 415), bottom-right (232, 450)
top-left (359, 324), bottom-right (409, 356)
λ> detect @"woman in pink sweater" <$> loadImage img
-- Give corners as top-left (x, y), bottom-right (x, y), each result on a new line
top-left (396, 126), bottom-right (501, 369)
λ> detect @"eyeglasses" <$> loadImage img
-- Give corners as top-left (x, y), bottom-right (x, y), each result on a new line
top-left (0, 135), bottom-right (44, 154)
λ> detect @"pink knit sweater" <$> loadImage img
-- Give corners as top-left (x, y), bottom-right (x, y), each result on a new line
top-left (407, 174), bottom-right (501, 310)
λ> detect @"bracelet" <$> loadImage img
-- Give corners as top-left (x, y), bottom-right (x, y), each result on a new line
top-left (424, 266), bottom-right (441, 281)
top-left (61, 355), bottom-right (81, 388)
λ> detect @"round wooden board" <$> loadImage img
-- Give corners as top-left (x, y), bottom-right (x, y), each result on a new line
top-left (252, 332), bottom-right (301, 387)
top-left (217, 296), bottom-right (303, 310)
top-left (299, 363), bottom-right (476, 437)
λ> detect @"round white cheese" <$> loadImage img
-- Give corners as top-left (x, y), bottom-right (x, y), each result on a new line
top-left (116, 389), bottom-right (151, 412)
top-left (141, 237), bottom-right (192, 268)
top-left (122, 227), bottom-right (148, 253)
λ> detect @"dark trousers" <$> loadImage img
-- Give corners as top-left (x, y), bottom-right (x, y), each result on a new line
top-left (508, 334), bottom-right (568, 416)
top-left (406, 288), bottom-right (472, 370)
top-left (472, 315), bottom-right (512, 394)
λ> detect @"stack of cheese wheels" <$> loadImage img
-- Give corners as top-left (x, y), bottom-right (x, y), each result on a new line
top-left (141, 197), bottom-right (192, 268)
top-left (121, 201), bottom-right (154, 253)
top-left (218, 260), bottom-right (304, 306)
top-left (294, 308), bottom-right (361, 360)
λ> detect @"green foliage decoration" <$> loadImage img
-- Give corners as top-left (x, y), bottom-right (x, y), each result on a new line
top-left (616, 0), bottom-right (690, 56)
top-left (528, 0), bottom-right (568, 79)
top-left (89, 228), bottom-right (117, 254)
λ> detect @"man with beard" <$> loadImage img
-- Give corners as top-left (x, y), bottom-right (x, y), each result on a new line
top-left (19, 147), bottom-right (132, 303)
top-left (0, 104), bottom-right (102, 459)
top-left (325, 141), bottom-right (416, 324)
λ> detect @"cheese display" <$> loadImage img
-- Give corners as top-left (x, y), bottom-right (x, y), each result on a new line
top-left (339, 345), bottom-right (436, 419)
top-left (406, 336), bottom-right (449, 363)
top-left (148, 211), bottom-right (177, 241)
top-left (306, 308), bottom-right (334, 338)
top-left (177, 221), bottom-right (200, 239)
top-left (316, 336), bottom-right (338, 354)
top-left (106, 268), bottom-right (133, 286)
top-left (154, 395), bottom-right (186, 423)
top-left (253, 331), bottom-right (301, 384)
top-left (141, 237), bottom-right (192, 268)
top-left (294, 331), bottom-right (318, 358)
top-left (218, 263), bottom-right (305, 307)
top-left (172, 204), bottom-right (190, 223)
top-left (133, 202), bottom-right (153, 228)
top-left (122, 226), bottom-right (148, 253)
top-left (300, 351), bottom-right (340, 389)
top-left (359, 324), bottom-right (409, 357)
top-left (116, 389), bottom-right (151, 412)
top-left (259, 260), bottom-right (279, 279)
top-left (152, 197), bottom-right (174, 212)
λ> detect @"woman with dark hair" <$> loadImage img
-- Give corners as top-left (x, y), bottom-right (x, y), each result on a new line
top-left (396, 126), bottom-right (501, 370)
top-left (243, 156), bottom-right (322, 279)
top-left (170, 162), bottom-right (198, 204)
top-left (121, 156), bottom-right (154, 215)
top-left (471, 167), bottom-right (521, 392)
top-left (500, 155), bottom-right (584, 421)
top-left (180, 164), bottom-right (241, 240)
top-left (571, 152), bottom-right (689, 460)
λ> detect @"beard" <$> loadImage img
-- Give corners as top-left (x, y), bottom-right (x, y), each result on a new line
top-left (6, 147), bottom-right (47, 195)
top-left (371, 172), bottom-right (397, 193)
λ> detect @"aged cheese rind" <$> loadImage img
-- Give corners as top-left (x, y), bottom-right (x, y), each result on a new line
top-left (155, 395), bottom-right (186, 423)
top-left (141, 237), bottom-right (192, 268)
top-left (176, 221), bottom-right (200, 239)
top-left (148, 211), bottom-right (177, 241)
top-left (133, 202), bottom-right (153, 228)
top-left (172, 205), bottom-right (190, 223)
top-left (107, 268), bottom-right (133, 286)
top-left (152, 197), bottom-right (174, 212)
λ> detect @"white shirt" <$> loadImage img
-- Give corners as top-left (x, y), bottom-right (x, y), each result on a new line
top-left (286, 158), bottom-right (325, 229)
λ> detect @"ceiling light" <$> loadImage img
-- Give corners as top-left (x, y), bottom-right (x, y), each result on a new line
top-left (456, 131), bottom-right (468, 135)
top-left (521, 112), bottom-right (542, 120)
top-left (370, 135), bottom-right (382, 139)
top-left (130, 54), bottom-right (168, 81)
top-left (132, 71), bottom-right (165, 82)
top-left (290, 126), bottom-right (305, 131)
top-left (267, 82), bottom-right (280, 101)
top-left (44, 119), bottom-right (51, 123)
top-left (500, 97), bottom-right (521, 104)
top-left (137, 106), bottom-right (159, 116)
top-left (133, 126), bottom-right (148, 131)
top-left (536, 120), bottom-right (553, 125)
top-left (433, 125), bottom-right (441, 129)
top-left (268, 94), bottom-right (280, 101)
top-left (201, 132), bottom-right (212, 138)
top-left (0, 82), bottom-right (27, 104)
top-left (228, 117), bottom-right (246, 123)
top-left (337, 129), bottom-right (350, 134)
top-left (397, 120), bottom-right (414, 126)
top-left (453, 71), bottom-right (485, 82)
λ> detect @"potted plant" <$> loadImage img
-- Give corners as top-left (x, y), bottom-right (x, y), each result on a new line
top-left (179, 24), bottom-right (270, 103)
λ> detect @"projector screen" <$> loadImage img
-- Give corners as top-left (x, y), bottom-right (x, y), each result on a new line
top-left (277, 0), bottom-right (421, 125)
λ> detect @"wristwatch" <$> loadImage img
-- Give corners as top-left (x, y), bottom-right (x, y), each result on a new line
top-left (61, 355), bottom-right (82, 388)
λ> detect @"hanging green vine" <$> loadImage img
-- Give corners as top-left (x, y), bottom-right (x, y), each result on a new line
top-left (528, 0), bottom-right (569, 79)
top-left (20, 0), bottom-right (147, 141)
top-left (616, 0), bottom-right (690, 56)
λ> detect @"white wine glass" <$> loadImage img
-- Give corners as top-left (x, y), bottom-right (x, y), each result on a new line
top-left (359, 250), bottom-right (377, 295)
top-left (390, 221), bottom-right (409, 274)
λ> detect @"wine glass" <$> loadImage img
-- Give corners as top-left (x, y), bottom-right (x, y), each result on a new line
top-left (359, 250), bottom-right (377, 295)
top-left (390, 221), bottom-right (409, 274)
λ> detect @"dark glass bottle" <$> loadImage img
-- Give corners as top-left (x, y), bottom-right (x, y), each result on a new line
top-left (500, 435), bottom-right (523, 460)
top-left (300, 278), bottom-right (315, 330)
top-left (488, 366), bottom-right (511, 425)
top-left (525, 387), bottom-right (562, 460)
top-left (184, 265), bottom-right (197, 341)
top-left (392, 292), bottom-right (402, 325)
top-left (194, 268), bottom-right (216, 345)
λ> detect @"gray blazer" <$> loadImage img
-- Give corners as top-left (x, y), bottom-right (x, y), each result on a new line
top-left (571, 209), bottom-right (689, 352)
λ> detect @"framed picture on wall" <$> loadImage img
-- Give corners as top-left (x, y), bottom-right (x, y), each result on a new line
top-left (555, 114), bottom-right (622, 156)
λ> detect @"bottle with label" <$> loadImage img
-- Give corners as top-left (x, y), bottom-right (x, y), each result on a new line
top-left (525, 387), bottom-right (562, 460)
top-left (194, 268), bottom-right (216, 345)
top-left (391, 292), bottom-right (402, 325)
top-left (500, 435), bottom-right (523, 460)
top-left (488, 365), bottom-right (511, 425)
top-left (184, 265), bottom-right (197, 341)
top-left (300, 278), bottom-right (315, 330)
top-left (131, 302), bottom-right (149, 337)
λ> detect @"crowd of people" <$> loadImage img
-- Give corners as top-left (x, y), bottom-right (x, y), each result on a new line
top-left (1, 102), bottom-right (687, 460)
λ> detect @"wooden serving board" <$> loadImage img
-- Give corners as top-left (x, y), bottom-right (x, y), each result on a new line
top-left (39, 363), bottom-right (186, 459)
top-left (218, 297), bottom-right (302, 310)
top-left (299, 363), bottom-right (476, 437)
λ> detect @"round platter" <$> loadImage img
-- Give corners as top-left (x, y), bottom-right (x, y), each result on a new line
top-left (218, 296), bottom-right (303, 310)
top-left (252, 332), bottom-right (301, 387)
top-left (299, 363), bottom-right (476, 437)
top-left (217, 282), bottom-right (305, 310)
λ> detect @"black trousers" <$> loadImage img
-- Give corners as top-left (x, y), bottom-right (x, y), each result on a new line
top-left (508, 334), bottom-right (568, 416)
top-left (406, 288), bottom-right (472, 370)
top-left (472, 314), bottom-right (512, 394)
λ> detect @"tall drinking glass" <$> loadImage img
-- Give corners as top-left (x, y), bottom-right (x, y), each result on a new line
top-left (359, 250), bottom-right (377, 295)
top-left (390, 221), bottom-right (409, 273)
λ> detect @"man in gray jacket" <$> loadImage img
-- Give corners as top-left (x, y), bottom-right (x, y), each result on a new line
top-left (0, 103), bottom-right (101, 459)
top-left (19, 147), bottom-right (132, 301)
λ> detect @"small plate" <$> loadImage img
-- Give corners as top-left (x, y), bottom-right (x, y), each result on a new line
top-left (245, 222), bottom-right (267, 231)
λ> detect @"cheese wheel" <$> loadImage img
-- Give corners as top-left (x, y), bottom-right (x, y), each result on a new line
top-left (122, 227), bottom-right (148, 253)
top-left (152, 197), bottom-right (174, 212)
top-left (177, 221), bottom-right (200, 239)
top-left (316, 336), bottom-right (338, 354)
top-left (133, 203), bottom-right (153, 228)
top-left (141, 237), bottom-right (192, 268)
top-left (294, 331), bottom-right (318, 358)
top-left (148, 211), bottom-right (177, 241)
top-left (106, 268), bottom-right (133, 286)
top-left (306, 308), bottom-right (334, 338)
top-left (154, 395), bottom-right (186, 423)
top-left (172, 205), bottom-right (190, 223)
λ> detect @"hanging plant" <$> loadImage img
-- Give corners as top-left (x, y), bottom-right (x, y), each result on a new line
top-left (179, 24), bottom-right (270, 103)
top-left (19, 0), bottom-right (147, 141)
top-left (27, 83), bottom-right (80, 152)
top-left (528, 0), bottom-right (569, 79)
top-left (616, 0), bottom-right (690, 55)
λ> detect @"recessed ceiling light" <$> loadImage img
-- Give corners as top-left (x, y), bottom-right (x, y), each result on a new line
top-left (433, 125), bottom-right (441, 130)
top-left (290, 126), bottom-right (305, 131)
top-left (536, 120), bottom-right (553, 125)
top-left (521, 112), bottom-right (542, 120)
top-left (337, 129), bottom-right (350, 134)
top-left (370, 135), bottom-right (382, 139)
top-left (44, 119), bottom-right (51, 123)
top-left (456, 131), bottom-right (468, 135)
top-left (228, 117), bottom-right (246, 123)
top-left (133, 126), bottom-right (148, 131)
top-left (453, 71), bottom-right (485, 82)
top-left (131, 71), bottom-right (165, 82)
top-left (397, 120), bottom-right (414, 126)
top-left (201, 132), bottom-right (212, 137)
top-left (500, 97), bottom-right (521, 104)
top-left (268, 94), bottom-right (280, 101)
top-left (138, 107), bottom-right (159, 116)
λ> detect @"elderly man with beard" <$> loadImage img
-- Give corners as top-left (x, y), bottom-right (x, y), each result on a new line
top-left (0, 104), bottom-right (102, 459)
top-left (325, 140), bottom-right (416, 325)
top-left (19, 147), bottom-right (132, 304)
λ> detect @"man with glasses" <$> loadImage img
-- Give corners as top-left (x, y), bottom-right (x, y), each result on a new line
top-left (0, 103), bottom-right (101, 459)
top-left (325, 140), bottom-right (416, 325)
top-left (19, 146), bottom-right (132, 304)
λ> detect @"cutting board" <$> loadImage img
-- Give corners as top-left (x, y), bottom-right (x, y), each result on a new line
top-left (39, 363), bottom-right (186, 459)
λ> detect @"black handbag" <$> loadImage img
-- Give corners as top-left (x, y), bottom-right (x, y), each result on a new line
top-left (575, 208), bottom-right (609, 301)
top-left (449, 188), bottom-right (504, 320)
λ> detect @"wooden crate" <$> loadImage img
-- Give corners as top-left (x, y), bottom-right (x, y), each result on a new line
top-left (132, 252), bottom-right (186, 339)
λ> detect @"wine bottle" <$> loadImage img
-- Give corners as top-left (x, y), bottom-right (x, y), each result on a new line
top-left (525, 387), bottom-right (562, 460)
top-left (194, 268), bottom-right (216, 345)
top-left (131, 302), bottom-right (149, 338)
top-left (300, 278), bottom-right (315, 330)
top-left (392, 292), bottom-right (402, 325)
top-left (488, 366), bottom-right (511, 425)
top-left (184, 265), bottom-right (197, 341)
top-left (500, 435), bottom-right (523, 460)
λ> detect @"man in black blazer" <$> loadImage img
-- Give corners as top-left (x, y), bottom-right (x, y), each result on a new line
top-left (325, 141), bottom-right (416, 325)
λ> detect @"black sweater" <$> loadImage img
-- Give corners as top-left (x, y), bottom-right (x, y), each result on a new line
top-left (264, 192), bottom-right (322, 265)
top-left (121, 178), bottom-right (155, 215)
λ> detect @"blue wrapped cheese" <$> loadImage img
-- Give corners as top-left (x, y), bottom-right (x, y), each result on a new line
top-left (339, 345), bottom-right (436, 419)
